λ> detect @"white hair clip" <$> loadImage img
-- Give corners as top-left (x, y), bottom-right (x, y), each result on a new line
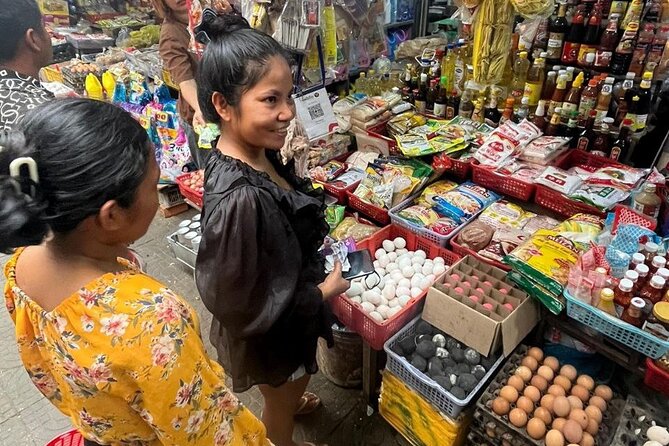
top-left (9, 156), bottom-right (39, 197)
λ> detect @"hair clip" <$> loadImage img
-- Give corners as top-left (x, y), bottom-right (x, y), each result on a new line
top-left (9, 156), bottom-right (39, 198)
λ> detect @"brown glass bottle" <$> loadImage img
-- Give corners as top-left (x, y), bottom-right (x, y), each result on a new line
top-left (640, 275), bottom-right (666, 305)
top-left (621, 297), bottom-right (646, 327)
top-left (590, 119), bottom-right (611, 157)
top-left (545, 107), bottom-right (564, 136)
top-left (576, 109), bottom-right (597, 151)
top-left (614, 278), bottom-right (634, 312)
top-left (609, 118), bottom-right (633, 161)
top-left (531, 100), bottom-right (548, 131)
top-left (541, 71), bottom-right (557, 102)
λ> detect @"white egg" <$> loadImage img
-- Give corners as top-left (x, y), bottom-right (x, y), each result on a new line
top-left (375, 248), bottom-right (387, 260)
top-left (351, 296), bottom-right (362, 304)
top-left (345, 282), bottom-right (364, 297)
top-left (390, 271), bottom-right (404, 282)
top-left (375, 267), bottom-right (386, 277)
top-left (362, 290), bottom-right (381, 305)
top-left (396, 248), bottom-right (409, 256)
top-left (420, 277), bottom-right (432, 290)
top-left (373, 260), bottom-right (380, 269)
top-left (383, 283), bottom-right (396, 300)
top-left (386, 262), bottom-right (399, 272)
top-left (425, 274), bottom-right (435, 284)
top-left (424, 259), bottom-right (434, 267)
top-left (387, 252), bottom-right (398, 262)
top-left (410, 274), bottom-right (425, 288)
top-left (398, 257), bottom-right (412, 269)
top-left (382, 240), bottom-right (396, 252)
top-left (414, 249), bottom-right (427, 259)
top-left (421, 264), bottom-right (433, 275)
top-left (387, 306), bottom-right (402, 318)
top-left (377, 255), bottom-right (390, 268)
top-left (388, 298), bottom-right (400, 308)
top-left (365, 275), bottom-right (377, 289)
top-left (369, 311), bottom-right (384, 322)
top-left (398, 295), bottom-right (411, 307)
top-left (412, 256), bottom-right (425, 266)
top-left (398, 278), bottom-right (411, 289)
top-left (433, 256), bottom-right (445, 265)
top-left (372, 286), bottom-right (382, 294)
top-left (376, 304), bottom-right (390, 318)
top-left (411, 287), bottom-right (423, 298)
top-left (396, 286), bottom-right (411, 298)
top-left (393, 237), bottom-right (407, 249)
top-left (361, 302), bottom-right (375, 313)
top-left (402, 266), bottom-right (414, 278)
top-left (379, 297), bottom-right (389, 307)
top-left (433, 264), bottom-right (446, 275)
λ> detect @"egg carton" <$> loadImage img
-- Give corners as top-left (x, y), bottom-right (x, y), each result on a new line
top-left (476, 345), bottom-right (625, 446)
top-left (467, 423), bottom-right (502, 445)
top-left (609, 395), bottom-right (669, 446)
top-left (472, 408), bottom-right (538, 446)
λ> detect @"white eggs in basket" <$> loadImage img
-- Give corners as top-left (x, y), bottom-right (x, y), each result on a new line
top-left (396, 248), bottom-right (409, 256)
top-left (369, 311), bottom-right (384, 322)
top-left (375, 248), bottom-right (386, 260)
top-left (387, 306), bottom-right (402, 318)
top-left (346, 282), bottom-right (363, 297)
top-left (402, 266), bottom-right (414, 278)
top-left (362, 290), bottom-right (381, 305)
top-left (398, 295), bottom-right (411, 307)
top-left (376, 304), bottom-right (390, 319)
top-left (415, 249), bottom-right (427, 259)
top-left (361, 302), bottom-right (375, 313)
top-left (411, 287), bottom-right (422, 298)
top-left (434, 256), bottom-right (445, 265)
top-left (398, 278), bottom-right (411, 289)
top-left (396, 286), bottom-right (411, 298)
top-left (410, 273), bottom-right (424, 288)
top-left (350, 296), bottom-right (362, 304)
top-left (383, 284), bottom-right (396, 300)
top-left (386, 262), bottom-right (398, 272)
top-left (393, 237), bottom-right (407, 249)
top-left (421, 264), bottom-right (433, 276)
top-left (387, 252), bottom-right (398, 262)
top-left (365, 275), bottom-right (377, 289)
top-left (412, 256), bottom-right (425, 266)
top-left (388, 298), bottom-right (400, 308)
top-left (379, 297), bottom-right (389, 307)
top-left (397, 257), bottom-right (412, 270)
top-left (433, 264), bottom-right (446, 276)
top-left (382, 239), bottom-right (396, 252)
top-left (378, 256), bottom-right (390, 268)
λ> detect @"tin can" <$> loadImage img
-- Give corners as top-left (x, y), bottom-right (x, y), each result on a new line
top-left (192, 236), bottom-right (202, 252)
top-left (179, 219), bottom-right (192, 228)
top-left (184, 231), bottom-right (198, 246)
top-left (176, 227), bottom-right (190, 244)
top-left (192, 214), bottom-right (201, 222)
top-left (189, 222), bottom-right (201, 233)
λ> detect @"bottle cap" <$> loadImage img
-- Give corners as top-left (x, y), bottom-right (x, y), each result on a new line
top-left (520, 51), bottom-right (528, 58)
top-left (651, 275), bottom-right (666, 289)
top-left (644, 182), bottom-right (658, 193)
top-left (643, 72), bottom-right (653, 80)
top-left (636, 263), bottom-right (650, 276)
top-left (646, 242), bottom-right (659, 254)
top-left (619, 278), bottom-right (634, 292)
top-left (585, 53), bottom-right (595, 63)
top-left (540, 52), bottom-right (548, 58)
top-left (588, 79), bottom-right (599, 87)
top-left (632, 252), bottom-right (646, 265)
top-left (626, 72), bottom-right (635, 79)
top-left (600, 288), bottom-right (614, 301)
top-left (631, 297), bottom-right (646, 309)
top-left (552, 65), bottom-right (561, 71)
top-left (653, 256), bottom-right (666, 268)
top-left (653, 302), bottom-right (669, 323)
top-left (521, 97), bottom-right (529, 104)
top-left (420, 73), bottom-right (428, 81)
top-left (625, 270), bottom-right (640, 282)
top-left (605, 76), bottom-right (615, 84)
top-left (658, 267), bottom-right (669, 280)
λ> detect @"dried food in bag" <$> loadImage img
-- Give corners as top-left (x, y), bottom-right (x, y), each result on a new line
top-left (397, 205), bottom-right (440, 227)
top-left (479, 200), bottom-right (533, 230)
top-left (331, 216), bottom-right (379, 241)
top-left (433, 182), bottom-right (501, 223)
top-left (456, 221), bottom-right (495, 251)
top-left (479, 229), bottom-right (528, 262)
top-left (535, 166), bottom-right (582, 194)
top-left (520, 136), bottom-right (570, 165)
top-left (416, 180), bottom-right (459, 207)
top-left (428, 216), bottom-right (461, 236)
top-left (569, 185), bottom-right (629, 211)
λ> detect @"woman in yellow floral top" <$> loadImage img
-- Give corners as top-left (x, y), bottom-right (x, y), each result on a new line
top-left (1, 99), bottom-right (270, 446)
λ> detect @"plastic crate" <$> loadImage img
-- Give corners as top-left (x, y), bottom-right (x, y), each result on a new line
top-left (176, 172), bottom-right (204, 209)
top-left (449, 234), bottom-right (510, 272)
top-left (366, 121), bottom-right (401, 156)
top-left (471, 162), bottom-right (535, 201)
top-left (315, 168), bottom-right (361, 205)
top-left (438, 156), bottom-right (473, 181)
top-left (346, 191), bottom-right (391, 225)
top-left (564, 290), bottom-right (669, 359)
top-left (556, 149), bottom-right (625, 170)
top-left (645, 358), bottom-right (669, 396)
top-left (329, 225), bottom-right (460, 350)
top-left (384, 316), bottom-right (505, 418)
top-left (46, 430), bottom-right (83, 446)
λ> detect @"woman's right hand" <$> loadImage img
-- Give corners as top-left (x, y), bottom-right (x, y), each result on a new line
top-left (318, 261), bottom-right (350, 301)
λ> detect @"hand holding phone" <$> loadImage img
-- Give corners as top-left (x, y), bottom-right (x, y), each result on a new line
top-left (319, 261), bottom-right (350, 301)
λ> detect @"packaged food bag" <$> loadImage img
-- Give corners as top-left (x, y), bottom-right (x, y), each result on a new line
top-left (433, 182), bottom-right (501, 224)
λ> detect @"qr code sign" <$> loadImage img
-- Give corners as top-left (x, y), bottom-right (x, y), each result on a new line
top-left (308, 104), bottom-right (324, 119)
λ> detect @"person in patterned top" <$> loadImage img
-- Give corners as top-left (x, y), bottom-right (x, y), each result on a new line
top-left (0, 0), bottom-right (53, 131)
top-left (1, 98), bottom-right (271, 446)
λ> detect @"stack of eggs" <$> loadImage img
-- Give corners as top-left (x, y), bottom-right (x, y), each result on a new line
top-left (490, 347), bottom-right (614, 446)
top-left (344, 237), bottom-right (447, 322)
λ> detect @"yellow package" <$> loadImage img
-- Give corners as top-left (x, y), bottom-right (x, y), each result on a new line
top-left (479, 200), bottom-right (535, 231)
top-left (416, 180), bottom-right (459, 207)
top-left (555, 213), bottom-right (604, 250)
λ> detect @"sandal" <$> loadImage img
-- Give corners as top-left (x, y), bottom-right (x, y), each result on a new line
top-left (295, 392), bottom-right (321, 416)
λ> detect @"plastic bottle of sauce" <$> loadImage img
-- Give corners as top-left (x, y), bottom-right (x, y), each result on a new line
top-left (548, 74), bottom-right (569, 116)
top-left (562, 4), bottom-right (587, 65)
top-left (626, 269), bottom-right (640, 288)
top-left (611, 22), bottom-right (640, 75)
top-left (644, 242), bottom-right (660, 262)
top-left (632, 252), bottom-right (647, 269)
top-left (640, 275), bottom-right (666, 304)
top-left (458, 88), bottom-right (474, 118)
top-left (576, 110), bottom-right (598, 150)
top-left (594, 77), bottom-right (615, 124)
top-left (621, 297), bottom-right (647, 327)
top-left (633, 183), bottom-right (661, 219)
top-left (598, 288), bottom-right (618, 316)
top-left (545, 106), bottom-right (564, 136)
top-left (595, 17), bottom-right (620, 70)
top-left (578, 79), bottom-right (600, 123)
top-left (610, 118), bottom-right (633, 161)
top-left (590, 119), bottom-right (611, 157)
top-left (614, 278), bottom-right (635, 314)
top-left (636, 263), bottom-right (650, 287)
top-left (650, 256), bottom-right (667, 276)
top-left (562, 72), bottom-right (584, 117)
top-left (578, 3), bottom-right (603, 66)
top-left (524, 55), bottom-right (546, 107)
top-left (532, 100), bottom-right (548, 131)
top-left (614, 72), bottom-right (636, 126)
top-left (629, 23), bottom-right (656, 76)
top-left (541, 71), bottom-right (558, 103)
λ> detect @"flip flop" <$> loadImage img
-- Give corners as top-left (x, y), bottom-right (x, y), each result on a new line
top-left (295, 392), bottom-right (321, 416)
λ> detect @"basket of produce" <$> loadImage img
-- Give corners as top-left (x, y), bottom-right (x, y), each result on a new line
top-left (176, 171), bottom-right (204, 209)
top-left (563, 290), bottom-right (669, 359)
top-left (384, 316), bottom-right (505, 418)
top-left (644, 358), bottom-right (669, 396)
top-left (329, 224), bottom-right (460, 350)
top-left (471, 162), bottom-right (536, 201)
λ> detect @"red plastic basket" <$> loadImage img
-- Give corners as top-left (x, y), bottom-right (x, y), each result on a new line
top-left (644, 358), bottom-right (669, 396)
top-left (471, 162), bottom-right (536, 201)
top-left (315, 175), bottom-right (361, 205)
top-left (46, 430), bottom-right (83, 446)
top-left (329, 224), bottom-right (460, 350)
top-left (449, 234), bottom-right (511, 271)
top-left (176, 172), bottom-right (204, 209)
top-left (366, 121), bottom-right (401, 156)
top-left (556, 149), bottom-right (625, 170)
top-left (346, 191), bottom-right (391, 225)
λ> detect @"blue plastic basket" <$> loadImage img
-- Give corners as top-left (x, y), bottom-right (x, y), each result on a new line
top-left (564, 290), bottom-right (669, 359)
top-left (384, 316), bottom-right (505, 418)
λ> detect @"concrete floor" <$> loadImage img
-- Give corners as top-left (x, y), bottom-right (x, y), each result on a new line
top-left (0, 208), bottom-right (411, 446)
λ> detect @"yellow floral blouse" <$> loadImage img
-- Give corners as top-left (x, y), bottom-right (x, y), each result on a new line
top-left (4, 248), bottom-right (270, 446)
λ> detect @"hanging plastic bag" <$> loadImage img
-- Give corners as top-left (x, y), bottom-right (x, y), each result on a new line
top-left (157, 125), bottom-right (193, 183)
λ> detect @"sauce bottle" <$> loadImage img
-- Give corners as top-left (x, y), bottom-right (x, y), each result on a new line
top-left (576, 110), bottom-right (598, 150)
top-left (548, 74), bottom-right (569, 116)
top-left (625, 95), bottom-right (641, 130)
top-left (632, 252), bottom-right (647, 269)
top-left (578, 79), bottom-right (600, 123)
top-left (447, 90), bottom-right (461, 119)
top-left (614, 278), bottom-right (635, 313)
top-left (541, 71), bottom-right (558, 102)
top-left (632, 183), bottom-right (661, 219)
top-left (545, 106), bottom-right (564, 136)
top-left (621, 297), bottom-right (646, 327)
top-left (595, 16), bottom-right (620, 70)
top-left (458, 88), bottom-right (474, 118)
top-left (635, 72), bottom-right (653, 133)
top-left (565, 112), bottom-right (580, 147)
top-left (650, 256), bottom-right (667, 276)
top-left (629, 23), bottom-right (656, 76)
top-left (524, 55), bottom-right (546, 107)
top-left (562, 72), bottom-right (584, 117)
top-left (578, 3), bottom-right (603, 66)
top-left (614, 72), bottom-right (636, 126)
top-left (590, 119), bottom-right (611, 157)
top-left (499, 97), bottom-right (515, 126)
top-left (562, 4), bottom-right (587, 65)
top-left (594, 77), bottom-right (615, 124)
top-left (644, 243), bottom-right (660, 263)
top-left (611, 22), bottom-right (640, 75)
top-left (547, 1), bottom-right (570, 65)
top-left (640, 275), bottom-right (666, 304)
top-left (643, 302), bottom-right (669, 340)
top-left (531, 100), bottom-right (548, 131)
top-left (626, 269), bottom-right (641, 294)
top-left (434, 78), bottom-right (448, 118)
top-left (636, 263), bottom-right (650, 285)
top-left (515, 97), bottom-right (531, 121)
top-left (610, 118), bottom-right (633, 161)
top-left (598, 288), bottom-right (618, 316)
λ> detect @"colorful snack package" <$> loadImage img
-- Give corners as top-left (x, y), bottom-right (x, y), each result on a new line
top-left (433, 182), bottom-right (501, 223)
top-left (329, 169), bottom-right (365, 188)
top-left (519, 136), bottom-right (571, 165)
top-left (397, 204), bottom-right (440, 227)
top-left (326, 205), bottom-right (346, 229)
top-left (556, 213), bottom-right (605, 249)
top-left (521, 215), bottom-right (561, 234)
top-left (535, 166), bottom-right (583, 194)
top-left (479, 200), bottom-right (532, 230)
top-left (428, 217), bottom-right (461, 236)
top-left (416, 180), bottom-right (459, 207)
top-left (569, 185), bottom-right (630, 211)
top-left (586, 166), bottom-right (647, 191)
top-left (479, 229), bottom-right (528, 262)
top-left (495, 160), bottom-right (545, 182)
top-left (331, 216), bottom-right (379, 241)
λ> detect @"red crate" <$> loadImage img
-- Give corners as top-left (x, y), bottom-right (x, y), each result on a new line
top-left (346, 191), bottom-right (391, 225)
top-left (315, 170), bottom-right (360, 205)
top-left (449, 234), bottom-right (511, 271)
top-left (556, 149), bottom-right (625, 170)
top-left (644, 358), bottom-right (669, 396)
top-left (471, 162), bottom-right (536, 201)
top-left (329, 224), bottom-right (460, 350)
top-left (366, 121), bottom-right (400, 156)
top-left (176, 172), bottom-right (204, 209)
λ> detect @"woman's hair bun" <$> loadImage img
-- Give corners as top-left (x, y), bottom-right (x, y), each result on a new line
top-left (203, 11), bottom-right (250, 41)
top-left (0, 131), bottom-right (48, 253)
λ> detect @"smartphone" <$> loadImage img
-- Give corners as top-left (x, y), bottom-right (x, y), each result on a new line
top-left (342, 250), bottom-right (375, 280)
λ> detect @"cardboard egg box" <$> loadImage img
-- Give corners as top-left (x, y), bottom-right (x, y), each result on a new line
top-left (423, 255), bottom-right (541, 357)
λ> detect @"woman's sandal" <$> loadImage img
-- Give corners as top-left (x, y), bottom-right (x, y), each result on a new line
top-left (294, 391), bottom-right (321, 416)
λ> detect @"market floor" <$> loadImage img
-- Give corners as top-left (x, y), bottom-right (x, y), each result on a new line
top-left (0, 209), bottom-right (411, 446)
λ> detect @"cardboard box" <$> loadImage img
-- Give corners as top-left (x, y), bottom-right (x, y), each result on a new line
top-left (423, 255), bottom-right (540, 357)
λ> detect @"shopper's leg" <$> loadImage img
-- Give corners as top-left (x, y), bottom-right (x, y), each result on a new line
top-left (258, 374), bottom-right (310, 446)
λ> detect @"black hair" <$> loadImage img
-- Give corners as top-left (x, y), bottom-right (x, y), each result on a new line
top-left (196, 12), bottom-right (292, 123)
top-left (0, 0), bottom-right (43, 63)
top-left (0, 98), bottom-right (151, 253)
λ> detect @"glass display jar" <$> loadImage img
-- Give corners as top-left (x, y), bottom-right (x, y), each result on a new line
top-left (614, 278), bottom-right (634, 314)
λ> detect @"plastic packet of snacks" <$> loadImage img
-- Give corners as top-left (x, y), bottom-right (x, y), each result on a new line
top-left (433, 182), bottom-right (501, 223)
top-left (535, 166), bottom-right (583, 195)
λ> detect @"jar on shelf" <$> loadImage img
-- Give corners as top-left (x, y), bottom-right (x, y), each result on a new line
top-left (636, 263), bottom-right (650, 285)
top-left (621, 297), bottom-right (646, 328)
top-left (631, 252), bottom-right (646, 269)
top-left (643, 302), bottom-right (669, 341)
top-left (644, 242), bottom-right (660, 263)
top-left (597, 288), bottom-right (618, 316)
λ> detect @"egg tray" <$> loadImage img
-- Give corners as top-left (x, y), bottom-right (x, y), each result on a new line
top-left (467, 423), bottom-right (503, 446)
top-left (475, 345), bottom-right (626, 446)
top-left (609, 395), bottom-right (669, 446)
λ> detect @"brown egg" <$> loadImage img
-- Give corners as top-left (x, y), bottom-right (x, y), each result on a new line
top-left (594, 384), bottom-right (613, 401)
top-left (571, 384), bottom-right (590, 403)
top-left (527, 417), bottom-right (547, 440)
top-left (544, 356), bottom-right (560, 372)
top-left (548, 384), bottom-right (567, 397)
top-left (589, 395), bottom-right (607, 412)
top-left (524, 385), bottom-right (542, 403)
top-left (568, 409), bottom-right (589, 429)
top-left (541, 394), bottom-right (555, 412)
top-left (492, 397), bottom-right (511, 416)
top-left (576, 375), bottom-right (595, 391)
top-left (567, 395), bottom-right (583, 411)
top-left (538, 365), bottom-right (555, 382)
top-left (553, 396), bottom-right (571, 417)
top-left (545, 429), bottom-right (565, 446)
top-left (528, 346), bottom-right (544, 362)
top-left (554, 375), bottom-right (573, 392)
top-left (522, 355), bottom-right (539, 371)
top-left (552, 417), bottom-right (568, 431)
top-left (509, 408), bottom-right (528, 427)
top-left (584, 405), bottom-right (602, 424)
top-left (531, 374), bottom-right (549, 392)
top-left (516, 365), bottom-right (533, 382)
top-left (580, 432), bottom-right (595, 446)
top-left (586, 416), bottom-right (599, 436)
top-left (560, 364), bottom-right (578, 382)
top-left (507, 374), bottom-right (526, 392)
top-left (500, 385), bottom-right (519, 403)
top-left (562, 419), bottom-right (584, 444)
top-left (516, 396), bottom-right (535, 414)
top-left (534, 406), bottom-right (553, 425)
